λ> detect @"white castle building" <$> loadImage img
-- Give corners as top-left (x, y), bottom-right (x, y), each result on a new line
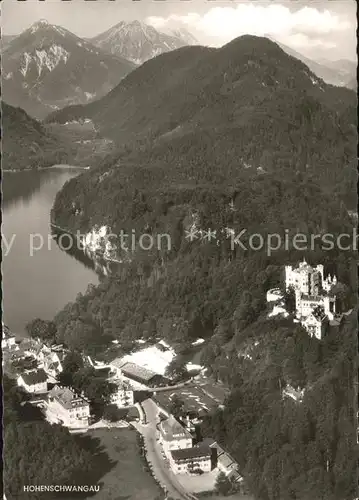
top-left (285, 261), bottom-right (337, 297)
top-left (284, 259), bottom-right (337, 339)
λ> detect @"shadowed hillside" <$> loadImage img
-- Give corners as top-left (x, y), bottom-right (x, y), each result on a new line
top-left (48, 35), bottom-right (357, 218)
top-left (2, 102), bottom-right (70, 170)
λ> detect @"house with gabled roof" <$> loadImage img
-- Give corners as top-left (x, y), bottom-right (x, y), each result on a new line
top-left (40, 350), bottom-right (63, 378)
top-left (2, 324), bottom-right (16, 350)
top-left (47, 385), bottom-right (90, 428)
top-left (169, 445), bottom-right (212, 474)
top-left (17, 369), bottom-right (48, 393)
top-left (159, 415), bottom-right (193, 457)
top-left (208, 440), bottom-right (240, 479)
top-left (302, 306), bottom-right (329, 340)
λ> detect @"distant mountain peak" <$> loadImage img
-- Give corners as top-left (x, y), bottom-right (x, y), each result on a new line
top-left (26, 20), bottom-right (71, 39)
top-left (2, 22), bottom-right (135, 118)
top-left (120, 20), bottom-right (157, 37)
top-left (35, 19), bottom-right (49, 26)
top-left (129, 20), bottom-right (146, 28)
top-left (90, 20), bottom-right (196, 65)
top-left (30, 19), bottom-right (50, 32)
top-left (170, 27), bottom-right (198, 45)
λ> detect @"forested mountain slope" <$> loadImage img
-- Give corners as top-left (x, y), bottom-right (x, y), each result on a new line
top-left (201, 310), bottom-right (357, 500)
top-left (2, 102), bottom-right (69, 170)
top-left (268, 37), bottom-right (356, 88)
top-left (48, 35), bottom-right (357, 210)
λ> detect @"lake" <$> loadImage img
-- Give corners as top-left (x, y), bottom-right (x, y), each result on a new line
top-left (2, 167), bottom-right (99, 338)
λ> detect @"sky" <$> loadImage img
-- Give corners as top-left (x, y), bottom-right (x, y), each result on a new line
top-left (2, 0), bottom-right (357, 62)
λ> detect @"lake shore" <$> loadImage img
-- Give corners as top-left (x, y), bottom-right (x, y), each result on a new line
top-left (2, 168), bottom-right (98, 337)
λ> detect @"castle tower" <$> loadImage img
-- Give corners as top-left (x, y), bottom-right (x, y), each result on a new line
top-left (309, 270), bottom-right (321, 296)
top-left (295, 289), bottom-right (302, 319)
top-left (284, 265), bottom-right (293, 291)
top-left (322, 296), bottom-right (336, 320)
top-left (323, 296), bottom-right (331, 316)
top-left (315, 264), bottom-right (325, 282)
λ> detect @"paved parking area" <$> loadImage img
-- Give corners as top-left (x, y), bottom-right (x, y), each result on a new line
top-left (199, 383), bottom-right (229, 403)
top-left (154, 384), bottom-right (219, 416)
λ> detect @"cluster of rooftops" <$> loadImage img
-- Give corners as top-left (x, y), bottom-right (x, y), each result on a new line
top-left (49, 385), bottom-right (90, 409)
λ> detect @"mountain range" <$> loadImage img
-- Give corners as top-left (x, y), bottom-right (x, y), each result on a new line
top-left (318, 57), bottom-right (357, 83)
top-left (49, 34), bottom-right (357, 242)
top-left (266, 36), bottom-right (356, 88)
top-left (346, 77), bottom-right (357, 90)
top-left (1, 35), bottom-right (16, 50)
top-left (89, 20), bottom-right (197, 65)
top-left (47, 35), bottom-right (356, 143)
top-left (2, 20), bottom-right (136, 119)
top-left (3, 19), bottom-right (355, 121)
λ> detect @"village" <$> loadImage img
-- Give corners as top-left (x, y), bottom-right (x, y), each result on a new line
top-left (2, 259), bottom-right (352, 497)
top-left (2, 323), bottom-right (243, 497)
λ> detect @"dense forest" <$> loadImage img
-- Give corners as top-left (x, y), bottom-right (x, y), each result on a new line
top-left (2, 102), bottom-right (70, 170)
top-left (201, 310), bottom-right (358, 500)
top-left (48, 171), bottom-right (357, 354)
top-left (3, 375), bottom-right (105, 499)
top-left (32, 35), bottom-right (357, 500)
top-left (49, 36), bottom-right (357, 209)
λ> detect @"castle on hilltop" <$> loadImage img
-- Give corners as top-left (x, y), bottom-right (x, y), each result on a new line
top-left (284, 259), bottom-right (337, 339)
top-left (285, 261), bottom-right (337, 296)
top-left (266, 259), bottom-right (338, 340)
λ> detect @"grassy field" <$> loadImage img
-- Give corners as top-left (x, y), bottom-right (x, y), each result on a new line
top-left (85, 427), bottom-right (163, 500)
top-left (80, 427), bottom-right (252, 500)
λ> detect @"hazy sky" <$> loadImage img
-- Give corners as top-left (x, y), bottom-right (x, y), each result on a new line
top-left (2, 0), bottom-right (357, 62)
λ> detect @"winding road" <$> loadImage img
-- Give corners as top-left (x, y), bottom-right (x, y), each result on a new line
top-left (133, 398), bottom-right (197, 500)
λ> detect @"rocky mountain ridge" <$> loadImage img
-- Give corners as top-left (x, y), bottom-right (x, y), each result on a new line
top-left (49, 34), bottom-right (357, 243)
top-left (265, 35), bottom-right (356, 88)
top-left (2, 20), bottom-right (136, 118)
top-left (90, 20), bottom-right (197, 64)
